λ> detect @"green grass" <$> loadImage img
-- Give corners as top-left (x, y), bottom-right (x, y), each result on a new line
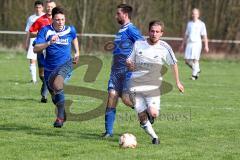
top-left (0, 52), bottom-right (239, 160)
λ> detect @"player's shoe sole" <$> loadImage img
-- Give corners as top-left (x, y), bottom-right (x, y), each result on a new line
top-left (53, 118), bottom-right (64, 128)
top-left (152, 138), bottom-right (160, 145)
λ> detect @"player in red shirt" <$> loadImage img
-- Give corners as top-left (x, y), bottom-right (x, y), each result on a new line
top-left (29, 0), bottom-right (56, 103)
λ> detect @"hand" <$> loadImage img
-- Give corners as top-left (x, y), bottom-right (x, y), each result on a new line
top-left (176, 81), bottom-right (184, 93)
top-left (126, 59), bottom-right (135, 71)
top-left (73, 54), bottom-right (79, 64)
top-left (50, 35), bottom-right (59, 44)
top-left (204, 46), bottom-right (209, 53)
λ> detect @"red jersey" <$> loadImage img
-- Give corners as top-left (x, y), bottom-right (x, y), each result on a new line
top-left (29, 14), bottom-right (52, 32)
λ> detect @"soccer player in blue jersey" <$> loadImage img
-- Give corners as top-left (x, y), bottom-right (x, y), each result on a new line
top-left (33, 7), bottom-right (80, 128)
top-left (102, 4), bottom-right (143, 137)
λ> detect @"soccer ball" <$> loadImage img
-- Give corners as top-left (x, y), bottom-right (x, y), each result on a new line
top-left (119, 133), bottom-right (137, 148)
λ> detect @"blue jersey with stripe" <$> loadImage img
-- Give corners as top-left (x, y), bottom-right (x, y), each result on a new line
top-left (112, 23), bottom-right (143, 70)
top-left (34, 25), bottom-right (77, 70)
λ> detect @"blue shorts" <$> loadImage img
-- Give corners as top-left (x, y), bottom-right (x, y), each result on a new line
top-left (107, 69), bottom-right (131, 96)
top-left (37, 53), bottom-right (45, 68)
top-left (44, 59), bottom-right (73, 92)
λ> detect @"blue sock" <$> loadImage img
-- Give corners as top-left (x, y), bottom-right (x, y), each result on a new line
top-left (54, 90), bottom-right (65, 119)
top-left (105, 107), bottom-right (116, 135)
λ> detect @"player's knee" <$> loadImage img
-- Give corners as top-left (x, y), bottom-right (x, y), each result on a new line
top-left (148, 107), bottom-right (159, 118)
top-left (52, 76), bottom-right (64, 91)
top-left (108, 90), bottom-right (118, 99)
top-left (121, 93), bottom-right (133, 107)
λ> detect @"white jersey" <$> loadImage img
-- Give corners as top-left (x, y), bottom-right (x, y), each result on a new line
top-left (25, 13), bottom-right (45, 32)
top-left (25, 13), bottom-right (44, 60)
top-left (128, 39), bottom-right (177, 92)
top-left (185, 20), bottom-right (207, 43)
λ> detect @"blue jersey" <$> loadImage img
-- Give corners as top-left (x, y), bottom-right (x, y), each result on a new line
top-left (34, 25), bottom-right (77, 70)
top-left (112, 23), bottom-right (143, 70)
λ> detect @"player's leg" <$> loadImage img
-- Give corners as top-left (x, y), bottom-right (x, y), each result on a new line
top-left (27, 43), bottom-right (37, 84)
top-left (103, 71), bottom-right (123, 137)
top-left (134, 94), bottom-right (159, 144)
top-left (103, 89), bottom-right (119, 137)
top-left (145, 96), bottom-right (160, 144)
top-left (121, 72), bottom-right (134, 108)
top-left (29, 59), bottom-right (37, 83)
top-left (191, 42), bottom-right (202, 80)
top-left (47, 59), bottom-right (72, 128)
top-left (185, 59), bottom-right (193, 69)
top-left (37, 54), bottom-right (48, 102)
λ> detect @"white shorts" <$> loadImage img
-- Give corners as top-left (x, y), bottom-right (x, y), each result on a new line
top-left (184, 41), bottom-right (202, 60)
top-left (27, 38), bottom-right (37, 60)
top-left (132, 93), bottom-right (160, 113)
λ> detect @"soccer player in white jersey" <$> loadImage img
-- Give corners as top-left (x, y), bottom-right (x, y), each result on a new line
top-left (25, 1), bottom-right (45, 84)
top-left (180, 8), bottom-right (209, 80)
top-left (126, 20), bottom-right (184, 144)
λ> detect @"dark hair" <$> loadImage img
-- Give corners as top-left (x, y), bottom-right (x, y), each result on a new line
top-left (149, 20), bottom-right (165, 32)
top-left (45, 0), bottom-right (56, 4)
top-left (52, 7), bottom-right (65, 18)
top-left (117, 4), bottom-right (133, 19)
top-left (34, 0), bottom-right (43, 7)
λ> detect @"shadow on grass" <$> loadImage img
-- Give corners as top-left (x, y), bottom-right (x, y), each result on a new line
top-left (0, 97), bottom-right (39, 103)
top-left (0, 123), bottom-right (118, 142)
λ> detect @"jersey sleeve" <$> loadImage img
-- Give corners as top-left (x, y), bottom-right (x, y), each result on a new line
top-left (163, 43), bottom-right (177, 65)
top-left (200, 22), bottom-right (207, 36)
top-left (127, 26), bottom-right (143, 43)
top-left (33, 27), bottom-right (47, 45)
top-left (25, 16), bottom-right (31, 32)
top-left (70, 26), bottom-right (77, 40)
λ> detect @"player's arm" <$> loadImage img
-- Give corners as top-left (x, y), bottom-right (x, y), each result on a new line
top-left (180, 23), bottom-right (189, 51)
top-left (25, 32), bottom-right (30, 51)
top-left (201, 23), bottom-right (209, 53)
top-left (34, 34), bottom-right (59, 53)
top-left (126, 42), bottom-right (137, 71)
top-left (72, 37), bottom-right (80, 64)
top-left (171, 64), bottom-right (184, 93)
top-left (202, 35), bottom-right (209, 53)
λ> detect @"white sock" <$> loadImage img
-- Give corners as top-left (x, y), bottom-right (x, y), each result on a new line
top-left (192, 61), bottom-right (200, 76)
top-left (140, 120), bottom-right (158, 139)
top-left (29, 64), bottom-right (37, 82)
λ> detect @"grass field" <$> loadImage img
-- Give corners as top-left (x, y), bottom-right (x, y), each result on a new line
top-left (0, 51), bottom-right (239, 160)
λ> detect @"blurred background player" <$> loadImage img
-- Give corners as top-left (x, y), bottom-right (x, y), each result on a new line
top-left (126, 20), bottom-right (184, 144)
top-left (102, 4), bottom-right (143, 138)
top-left (180, 8), bottom-right (209, 80)
top-left (33, 7), bottom-right (80, 128)
top-left (29, 0), bottom-right (56, 102)
top-left (25, 1), bottom-right (44, 84)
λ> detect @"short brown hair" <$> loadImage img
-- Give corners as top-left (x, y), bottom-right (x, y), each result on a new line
top-left (149, 20), bottom-right (165, 32)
